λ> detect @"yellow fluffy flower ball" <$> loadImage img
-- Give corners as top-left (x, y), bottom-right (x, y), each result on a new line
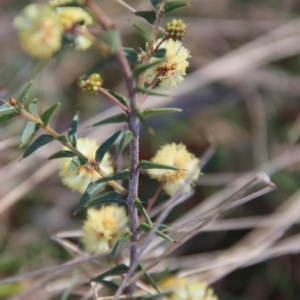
top-left (14, 4), bottom-right (63, 59)
top-left (55, 7), bottom-right (93, 50)
top-left (59, 138), bottom-right (113, 194)
top-left (82, 206), bottom-right (128, 254)
top-left (160, 276), bottom-right (218, 300)
top-left (147, 143), bottom-right (200, 196)
top-left (140, 38), bottom-right (190, 90)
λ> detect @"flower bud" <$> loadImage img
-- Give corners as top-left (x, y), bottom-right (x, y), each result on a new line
top-left (165, 19), bottom-right (187, 41)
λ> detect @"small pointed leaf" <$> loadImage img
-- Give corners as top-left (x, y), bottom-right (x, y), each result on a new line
top-left (134, 106), bottom-right (154, 135)
top-left (134, 199), bottom-right (152, 226)
top-left (74, 181), bottom-right (106, 215)
top-left (68, 156), bottom-right (87, 173)
top-left (140, 160), bottom-right (180, 171)
top-left (17, 80), bottom-right (33, 105)
top-left (135, 10), bottom-right (157, 24)
top-left (123, 47), bottom-right (139, 64)
top-left (141, 291), bottom-right (172, 300)
top-left (153, 48), bottom-right (167, 58)
top-left (106, 29), bottom-right (118, 52)
top-left (0, 103), bottom-right (20, 124)
top-left (136, 86), bottom-right (170, 97)
top-left (143, 107), bottom-right (182, 118)
top-left (19, 121), bottom-right (39, 148)
top-left (150, 0), bottom-right (161, 8)
top-left (131, 21), bottom-right (152, 42)
top-left (87, 191), bottom-right (125, 207)
top-left (68, 112), bottom-right (78, 147)
top-left (105, 90), bottom-right (128, 107)
top-left (89, 113), bottom-right (127, 128)
top-left (28, 97), bottom-right (38, 115)
top-left (108, 231), bottom-right (132, 262)
top-left (41, 102), bottom-right (61, 125)
top-left (93, 264), bottom-right (129, 281)
top-left (57, 135), bottom-right (69, 145)
top-left (98, 280), bottom-right (119, 290)
top-left (139, 222), bottom-right (174, 242)
top-left (23, 135), bottom-right (53, 158)
top-left (164, 1), bottom-right (190, 14)
top-left (137, 264), bottom-right (159, 293)
top-left (133, 59), bottom-right (164, 77)
top-left (94, 169), bottom-right (130, 185)
top-left (117, 130), bottom-right (133, 156)
top-left (96, 130), bottom-right (122, 163)
top-left (48, 150), bottom-right (75, 160)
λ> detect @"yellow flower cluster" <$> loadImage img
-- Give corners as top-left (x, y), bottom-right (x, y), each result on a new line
top-left (78, 73), bottom-right (103, 95)
top-left (82, 206), bottom-right (128, 254)
top-left (14, 4), bottom-right (93, 59)
top-left (141, 39), bottom-right (190, 90)
top-left (147, 143), bottom-right (200, 196)
top-left (165, 19), bottom-right (187, 41)
top-left (161, 277), bottom-right (218, 300)
top-left (59, 138), bottom-right (113, 194)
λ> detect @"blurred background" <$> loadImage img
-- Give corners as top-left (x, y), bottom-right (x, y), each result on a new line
top-left (1, 0), bottom-right (300, 299)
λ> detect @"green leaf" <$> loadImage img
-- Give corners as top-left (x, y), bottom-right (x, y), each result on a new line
top-left (73, 181), bottom-right (106, 215)
top-left (134, 199), bottom-right (152, 226)
top-left (133, 59), bottom-right (164, 78)
top-left (57, 135), bottom-right (69, 145)
top-left (139, 222), bottom-right (174, 242)
top-left (96, 130), bottom-right (122, 163)
top-left (134, 106), bottom-right (154, 135)
top-left (93, 264), bottom-right (129, 281)
top-left (131, 21), bottom-right (152, 42)
top-left (0, 103), bottom-right (20, 125)
top-left (41, 102), bottom-right (61, 125)
top-left (87, 191), bottom-right (125, 207)
top-left (86, 57), bottom-right (113, 77)
top-left (106, 29), bottom-right (118, 52)
top-left (164, 1), bottom-right (190, 14)
top-left (135, 10), bottom-right (157, 24)
top-left (116, 130), bottom-right (133, 156)
top-left (136, 86), bottom-right (170, 97)
top-left (123, 47), bottom-right (139, 64)
top-left (105, 90), bottom-right (128, 107)
top-left (98, 280), bottom-right (119, 290)
top-left (47, 150), bottom-right (75, 160)
top-left (153, 48), bottom-right (167, 58)
top-left (143, 107), bottom-right (182, 118)
top-left (17, 80), bottom-right (33, 105)
top-left (137, 264), bottom-right (159, 293)
top-left (150, 0), bottom-right (161, 8)
top-left (19, 121), bottom-right (39, 148)
top-left (68, 156), bottom-right (87, 173)
top-left (89, 113), bottom-right (127, 128)
top-left (68, 112), bottom-right (78, 147)
top-left (22, 135), bottom-right (53, 158)
top-left (140, 160), bottom-right (180, 171)
top-left (28, 97), bottom-right (38, 115)
top-left (108, 231), bottom-right (132, 262)
top-left (94, 169), bottom-right (130, 185)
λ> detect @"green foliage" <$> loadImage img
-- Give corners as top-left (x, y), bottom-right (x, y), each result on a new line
top-left (22, 135), bottom-right (53, 158)
top-left (47, 150), bottom-right (75, 160)
top-left (0, 103), bottom-right (20, 125)
top-left (41, 102), bottom-right (61, 125)
top-left (89, 113), bottom-right (127, 128)
top-left (123, 47), bottom-right (139, 64)
top-left (139, 160), bottom-right (180, 171)
top-left (104, 89), bottom-right (128, 107)
top-left (95, 130), bottom-right (122, 163)
top-left (137, 263), bottom-right (160, 293)
top-left (19, 121), bottom-right (39, 148)
top-left (87, 191), bottom-right (125, 207)
top-left (17, 80), bottom-right (33, 105)
top-left (74, 181), bottom-right (107, 215)
top-left (94, 264), bottom-right (129, 281)
top-left (68, 156), bottom-right (87, 173)
top-left (139, 222), bottom-right (174, 242)
top-left (131, 21), bottom-right (152, 42)
top-left (108, 231), bottom-right (132, 262)
top-left (68, 112), bottom-right (78, 147)
top-left (135, 10), bottom-right (157, 24)
top-left (150, 0), bottom-right (161, 8)
top-left (134, 105), bottom-right (154, 134)
top-left (133, 59), bottom-right (165, 77)
top-left (134, 198), bottom-right (153, 225)
top-left (164, 1), bottom-right (190, 14)
top-left (153, 48), bottom-right (167, 58)
top-left (136, 86), bottom-right (170, 97)
top-left (117, 130), bottom-right (134, 156)
top-left (28, 97), bottom-right (38, 114)
top-left (142, 107), bottom-right (182, 118)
